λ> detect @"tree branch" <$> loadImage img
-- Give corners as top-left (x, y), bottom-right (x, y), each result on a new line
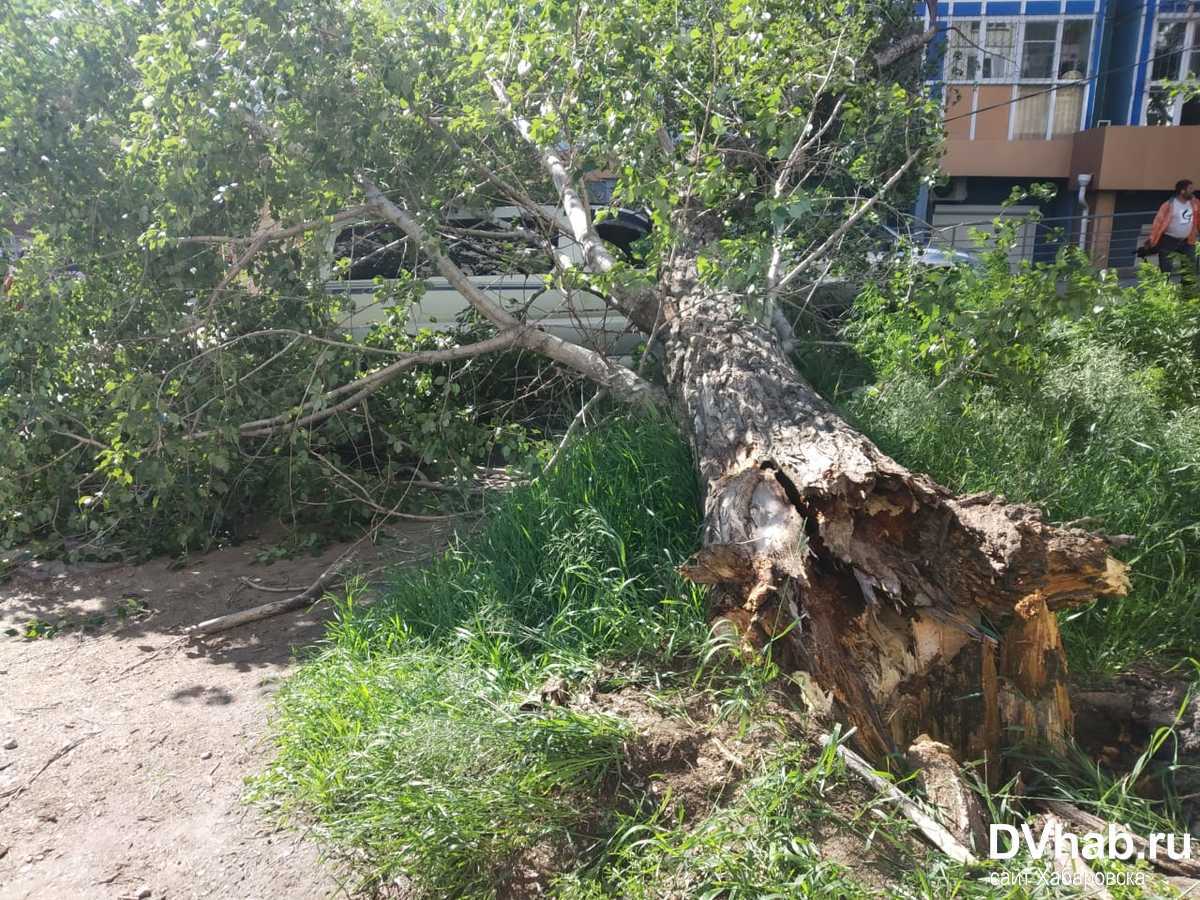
top-left (483, 76), bottom-right (660, 332)
top-left (408, 99), bottom-right (574, 244)
top-left (774, 148), bottom-right (921, 293)
top-left (875, 3), bottom-right (938, 68)
top-left (360, 177), bottom-right (663, 407)
top-left (485, 75), bottom-right (617, 275)
top-left (875, 27), bottom-right (938, 68)
top-left (193, 204), bottom-right (371, 315)
top-left (233, 329), bottom-right (525, 438)
top-left (179, 205), bottom-right (370, 247)
top-left (542, 389), bottom-right (606, 474)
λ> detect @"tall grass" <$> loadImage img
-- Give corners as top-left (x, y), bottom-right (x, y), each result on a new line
top-left (254, 416), bottom-right (714, 894)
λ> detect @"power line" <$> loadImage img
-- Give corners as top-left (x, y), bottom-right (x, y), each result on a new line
top-left (942, 38), bottom-right (1200, 123)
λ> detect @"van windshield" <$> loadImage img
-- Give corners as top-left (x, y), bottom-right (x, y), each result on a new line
top-left (332, 216), bottom-right (557, 280)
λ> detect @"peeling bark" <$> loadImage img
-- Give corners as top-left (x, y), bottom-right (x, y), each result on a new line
top-left (664, 266), bottom-right (1129, 776)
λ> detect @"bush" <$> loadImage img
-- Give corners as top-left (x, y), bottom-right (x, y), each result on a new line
top-left (826, 251), bottom-right (1200, 674)
top-left (0, 243), bottom-right (554, 559)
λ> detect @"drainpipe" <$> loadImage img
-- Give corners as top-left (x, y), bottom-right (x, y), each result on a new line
top-left (1076, 173), bottom-right (1093, 252)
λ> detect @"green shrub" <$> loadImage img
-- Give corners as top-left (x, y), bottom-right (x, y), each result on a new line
top-left (0, 247), bottom-right (549, 558)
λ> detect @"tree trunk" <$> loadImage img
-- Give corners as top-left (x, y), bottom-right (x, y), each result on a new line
top-left (661, 272), bottom-right (1129, 779)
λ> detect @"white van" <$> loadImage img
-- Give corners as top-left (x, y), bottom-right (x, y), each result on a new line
top-left (323, 205), bottom-right (650, 356)
top-left (320, 210), bottom-right (977, 353)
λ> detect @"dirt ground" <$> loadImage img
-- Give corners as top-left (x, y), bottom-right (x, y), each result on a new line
top-left (0, 523), bottom-right (450, 900)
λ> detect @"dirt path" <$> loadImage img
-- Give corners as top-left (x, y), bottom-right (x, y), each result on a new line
top-left (0, 524), bottom-right (448, 900)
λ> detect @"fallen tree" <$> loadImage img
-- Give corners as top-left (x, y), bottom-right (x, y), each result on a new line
top-left (668, 253), bottom-right (1129, 771)
top-left (1, 0), bottom-right (1130, 775)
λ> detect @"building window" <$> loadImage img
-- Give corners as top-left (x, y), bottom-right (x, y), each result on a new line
top-left (940, 17), bottom-right (1093, 140)
top-left (946, 20), bottom-right (1022, 80)
top-left (946, 20), bottom-right (1020, 81)
top-left (1059, 21), bottom-right (1093, 78)
top-left (942, 18), bottom-right (1092, 84)
top-left (984, 22), bottom-right (1017, 79)
top-left (1020, 22), bottom-right (1058, 78)
top-left (1146, 18), bottom-right (1200, 126)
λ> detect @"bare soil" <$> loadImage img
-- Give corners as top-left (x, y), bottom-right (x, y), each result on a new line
top-left (0, 524), bottom-right (449, 900)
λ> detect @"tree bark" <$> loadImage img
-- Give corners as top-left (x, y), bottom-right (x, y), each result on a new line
top-left (660, 257), bottom-right (1129, 779)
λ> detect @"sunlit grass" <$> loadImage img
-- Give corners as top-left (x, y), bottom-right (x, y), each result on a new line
top-left (258, 269), bottom-right (1200, 895)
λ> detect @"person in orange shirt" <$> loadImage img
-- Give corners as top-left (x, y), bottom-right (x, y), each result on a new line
top-left (1145, 179), bottom-right (1200, 275)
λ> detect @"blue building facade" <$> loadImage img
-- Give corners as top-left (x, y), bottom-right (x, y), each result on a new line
top-left (925, 0), bottom-right (1200, 267)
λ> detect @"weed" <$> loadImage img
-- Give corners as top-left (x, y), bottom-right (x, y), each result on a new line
top-left (15, 595), bottom-right (150, 639)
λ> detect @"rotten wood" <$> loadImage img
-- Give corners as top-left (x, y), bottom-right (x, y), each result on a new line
top-left (665, 230), bottom-right (1129, 777)
top-left (823, 734), bottom-right (979, 865)
top-left (1073, 670), bottom-right (1200, 758)
top-left (1040, 799), bottom-right (1200, 879)
top-left (906, 735), bottom-right (990, 853)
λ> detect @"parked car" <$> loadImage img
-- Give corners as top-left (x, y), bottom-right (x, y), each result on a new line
top-left (324, 205), bottom-right (649, 356)
top-left (323, 211), bottom-right (977, 351)
top-left (870, 223), bottom-right (982, 269)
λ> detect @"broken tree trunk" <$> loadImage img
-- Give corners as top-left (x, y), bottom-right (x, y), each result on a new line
top-left (661, 251), bottom-right (1129, 780)
top-left (906, 735), bottom-right (990, 853)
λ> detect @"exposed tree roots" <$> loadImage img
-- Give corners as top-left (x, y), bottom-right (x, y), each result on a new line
top-left (665, 289), bottom-right (1129, 779)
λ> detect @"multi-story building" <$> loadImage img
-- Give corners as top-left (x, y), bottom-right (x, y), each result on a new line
top-left (924, 0), bottom-right (1200, 267)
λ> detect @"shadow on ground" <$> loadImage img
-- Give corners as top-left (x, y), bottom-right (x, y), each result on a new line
top-left (0, 520), bottom-right (453, 673)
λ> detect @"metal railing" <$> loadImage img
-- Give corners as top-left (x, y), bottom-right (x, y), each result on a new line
top-left (921, 210), bottom-right (1162, 272)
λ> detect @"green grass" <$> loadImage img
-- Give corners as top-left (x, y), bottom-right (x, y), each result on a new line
top-left (325, 414), bottom-right (711, 673)
top-left (258, 277), bottom-right (1199, 894)
top-left (254, 416), bottom-right (723, 895)
top-left (257, 642), bottom-right (631, 893)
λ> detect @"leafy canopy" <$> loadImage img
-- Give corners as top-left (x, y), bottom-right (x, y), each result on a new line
top-left (0, 0), bottom-right (936, 555)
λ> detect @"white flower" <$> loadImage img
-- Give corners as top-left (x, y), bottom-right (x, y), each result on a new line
top-left (142, 95), bottom-right (155, 110)
top-left (517, 58), bottom-right (532, 77)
